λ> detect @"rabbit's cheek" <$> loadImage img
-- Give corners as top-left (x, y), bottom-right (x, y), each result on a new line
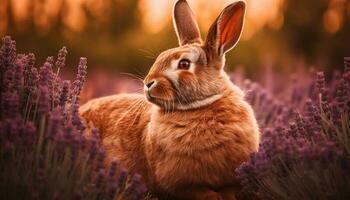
top-left (178, 72), bottom-right (197, 93)
top-left (148, 78), bottom-right (175, 101)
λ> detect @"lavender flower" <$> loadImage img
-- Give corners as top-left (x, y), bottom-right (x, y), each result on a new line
top-left (72, 57), bottom-right (87, 97)
top-left (45, 56), bottom-right (54, 66)
top-left (2, 63), bottom-right (15, 92)
top-left (24, 53), bottom-right (35, 75)
top-left (13, 58), bottom-right (24, 91)
top-left (344, 57), bottom-right (350, 73)
top-left (2, 92), bottom-right (20, 118)
top-left (27, 67), bottom-right (39, 96)
top-left (38, 85), bottom-right (50, 115)
top-left (92, 128), bottom-right (99, 140)
top-left (238, 61), bottom-right (350, 200)
top-left (95, 149), bottom-right (106, 173)
top-left (0, 36), bottom-right (16, 70)
top-left (1, 36), bottom-right (146, 200)
top-left (316, 71), bottom-right (325, 92)
top-left (71, 101), bottom-right (85, 132)
top-left (39, 61), bottom-right (53, 90)
top-left (59, 80), bottom-right (70, 107)
top-left (117, 168), bottom-right (128, 190)
top-left (89, 138), bottom-right (98, 163)
top-left (55, 46), bottom-right (67, 69)
top-left (109, 159), bottom-right (119, 179)
top-left (52, 76), bottom-right (62, 107)
top-left (125, 174), bottom-right (147, 199)
top-left (334, 78), bottom-right (346, 111)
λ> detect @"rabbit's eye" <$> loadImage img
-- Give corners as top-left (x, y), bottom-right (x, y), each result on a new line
top-left (178, 59), bottom-right (191, 70)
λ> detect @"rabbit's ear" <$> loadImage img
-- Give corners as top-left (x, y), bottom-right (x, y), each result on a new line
top-left (204, 1), bottom-right (246, 58)
top-left (173, 0), bottom-right (202, 46)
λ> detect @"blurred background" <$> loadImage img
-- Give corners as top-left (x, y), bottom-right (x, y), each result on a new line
top-left (1, 0), bottom-right (350, 100)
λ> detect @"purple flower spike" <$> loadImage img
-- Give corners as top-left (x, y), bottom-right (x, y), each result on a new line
top-left (89, 139), bottom-right (98, 162)
top-left (344, 57), bottom-right (350, 73)
top-left (335, 78), bottom-right (346, 111)
top-left (1, 36), bottom-right (147, 200)
top-left (38, 85), bottom-right (50, 115)
top-left (332, 103), bottom-right (341, 126)
top-left (125, 174), bottom-right (146, 199)
top-left (72, 57), bottom-right (88, 97)
top-left (45, 56), bottom-right (54, 66)
top-left (55, 46), bottom-right (68, 69)
top-left (316, 72), bottom-right (325, 92)
top-left (95, 149), bottom-right (106, 172)
top-left (3, 64), bottom-right (15, 92)
top-left (39, 60), bottom-right (53, 90)
top-left (71, 101), bottom-right (85, 132)
top-left (109, 159), bottom-right (119, 178)
top-left (117, 168), bottom-right (128, 189)
top-left (25, 53), bottom-right (35, 71)
top-left (91, 128), bottom-right (99, 140)
top-left (13, 59), bottom-right (24, 91)
top-left (0, 36), bottom-right (16, 70)
top-left (27, 67), bottom-right (39, 96)
top-left (2, 91), bottom-right (20, 118)
top-left (59, 80), bottom-right (70, 107)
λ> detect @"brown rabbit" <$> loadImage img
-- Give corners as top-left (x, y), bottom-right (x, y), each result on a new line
top-left (80, 0), bottom-right (260, 199)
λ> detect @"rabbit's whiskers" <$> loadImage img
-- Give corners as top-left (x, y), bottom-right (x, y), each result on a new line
top-left (120, 72), bottom-right (144, 83)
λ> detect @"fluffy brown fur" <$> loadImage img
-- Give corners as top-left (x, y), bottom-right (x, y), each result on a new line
top-left (80, 1), bottom-right (260, 199)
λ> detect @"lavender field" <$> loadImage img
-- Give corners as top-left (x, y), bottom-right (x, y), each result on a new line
top-left (1, 0), bottom-right (350, 199)
top-left (0, 36), bottom-right (146, 200)
top-left (1, 35), bottom-right (349, 199)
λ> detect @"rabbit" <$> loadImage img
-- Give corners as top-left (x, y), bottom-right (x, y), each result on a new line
top-left (80, 0), bottom-right (260, 199)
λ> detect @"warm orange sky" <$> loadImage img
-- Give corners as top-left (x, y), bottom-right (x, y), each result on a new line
top-left (2, 0), bottom-right (347, 37)
top-left (139, 0), bottom-right (285, 40)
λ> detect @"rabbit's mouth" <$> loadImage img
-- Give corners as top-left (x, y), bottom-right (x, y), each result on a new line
top-left (145, 90), bottom-right (154, 101)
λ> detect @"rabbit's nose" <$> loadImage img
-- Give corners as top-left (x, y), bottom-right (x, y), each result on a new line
top-left (145, 80), bottom-right (156, 89)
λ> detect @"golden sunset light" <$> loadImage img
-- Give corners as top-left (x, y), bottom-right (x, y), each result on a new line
top-left (2, 0), bottom-right (348, 36)
top-left (1, 0), bottom-right (350, 199)
top-left (138, 0), bottom-right (285, 40)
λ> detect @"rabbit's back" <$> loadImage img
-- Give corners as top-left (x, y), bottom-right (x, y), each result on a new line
top-left (80, 94), bottom-right (152, 180)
